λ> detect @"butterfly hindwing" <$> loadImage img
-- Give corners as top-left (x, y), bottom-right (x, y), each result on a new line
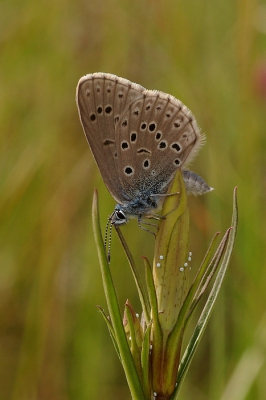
top-left (116, 90), bottom-right (204, 195)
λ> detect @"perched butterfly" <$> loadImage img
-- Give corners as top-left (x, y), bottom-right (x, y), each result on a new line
top-left (76, 73), bottom-right (212, 228)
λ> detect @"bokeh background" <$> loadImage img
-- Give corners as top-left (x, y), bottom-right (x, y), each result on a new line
top-left (1, 0), bottom-right (266, 399)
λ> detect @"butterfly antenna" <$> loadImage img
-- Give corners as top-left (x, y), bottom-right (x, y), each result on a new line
top-left (104, 218), bottom-right (110, 251)
top-left (104, 214), bottom-right (113, 263)
top-left (107, 222), bottom-right (113, 263)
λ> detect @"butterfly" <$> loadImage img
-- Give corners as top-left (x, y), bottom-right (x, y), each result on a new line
top-left (76, 73), bottom-right (212, 229)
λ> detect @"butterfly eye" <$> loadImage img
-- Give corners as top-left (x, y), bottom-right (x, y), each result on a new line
top-left (110, 209), bottom-right (128, 226)
top-left (113, 210), bottom-right (128, 225)
top-left (116, 210), bottom-right (126, 220)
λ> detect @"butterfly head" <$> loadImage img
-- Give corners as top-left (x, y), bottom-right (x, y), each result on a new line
top-left (110, 207), bottom-right (129, 226)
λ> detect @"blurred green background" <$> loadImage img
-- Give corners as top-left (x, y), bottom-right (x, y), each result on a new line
top-left (1, 0), bottom-right (266, 399)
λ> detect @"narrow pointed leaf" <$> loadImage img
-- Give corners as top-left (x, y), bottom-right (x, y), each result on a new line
top-left (187, 229), bottom-right (230, 319)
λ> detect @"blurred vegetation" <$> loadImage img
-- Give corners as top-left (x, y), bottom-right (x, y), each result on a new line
top-left (1, 0), bottom-right (266, 399)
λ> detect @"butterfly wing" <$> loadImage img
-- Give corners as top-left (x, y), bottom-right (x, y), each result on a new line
top-left (76, 73), bottom-right (145, 203)
top-left (115, 90), bottom-right (204, 195)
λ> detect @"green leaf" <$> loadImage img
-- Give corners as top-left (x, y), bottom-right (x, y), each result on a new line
top-left (92, 190), bottom-right (146, 400)
top-left (172, 187), bottom-right (238, 399)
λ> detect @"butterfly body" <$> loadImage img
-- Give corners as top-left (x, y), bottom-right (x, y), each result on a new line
top-left (76, 73), bottom-right (212, 227)
top-left (110, 189), bottom-right (165, 226)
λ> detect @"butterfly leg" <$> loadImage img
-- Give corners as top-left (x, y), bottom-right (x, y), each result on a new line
top-left (150, 191), bottom-right (180, 199)
top-left (145, 213), bottom-right (162, 221)
top-left (137, 216), bottom-right (156, 237)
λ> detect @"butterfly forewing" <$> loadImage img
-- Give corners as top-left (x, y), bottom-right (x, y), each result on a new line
top-left (76, 73), bottom-right (145, 203)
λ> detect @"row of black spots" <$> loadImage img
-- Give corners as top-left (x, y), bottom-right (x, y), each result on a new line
top-left (130, 108), bottom-right (151, 136)
top-left (124, 159), bottom-right (151, 172)
top-left (103, 139), bottom-right (180, 157)
top-left (90, 76), bottom-right (119, 96)
top-left (96, 105), bottom-right (113, 115)
top-left (93, 81), bottom-right (127, 123)
top-left (137, 120), bottom-right (157, 133)
top-left (89, 105), bottom-right (113, 122)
